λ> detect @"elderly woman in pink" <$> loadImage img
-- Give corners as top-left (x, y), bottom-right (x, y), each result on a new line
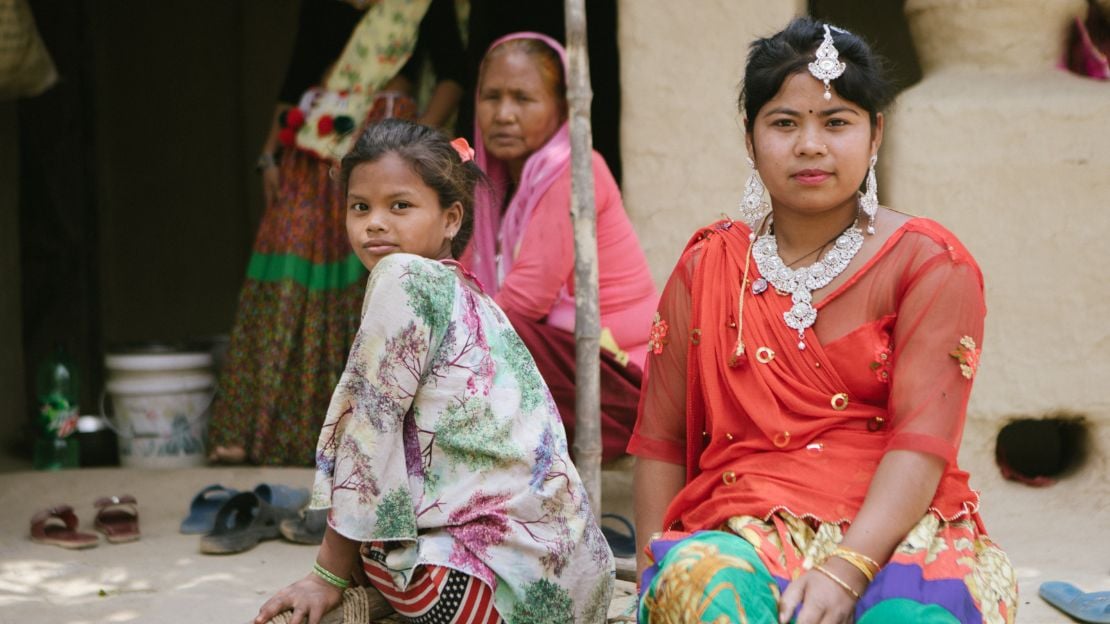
top-left (466, 32), bottom-right (657, 462)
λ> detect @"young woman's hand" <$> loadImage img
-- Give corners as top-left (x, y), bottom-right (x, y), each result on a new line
top-left (254, 573), bottom-right (344, 624)
top-left (778, 558), bottom-right (866, 624)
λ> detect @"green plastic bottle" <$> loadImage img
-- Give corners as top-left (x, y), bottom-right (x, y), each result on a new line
top-left (33, 345), bottom-right (81, 470)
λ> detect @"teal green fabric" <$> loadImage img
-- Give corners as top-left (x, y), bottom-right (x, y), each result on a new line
top-left (246, 252), bottom-right (367, 291)
top-left (640, 532), bottom-right (779, 623)
top-left (642, 534), bottom-right (965, 624)
top-left (858, 598), bottom-right (961, 624)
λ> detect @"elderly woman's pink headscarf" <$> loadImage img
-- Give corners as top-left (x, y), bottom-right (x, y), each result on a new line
top-left (467, 32), bottom-right (571, 295)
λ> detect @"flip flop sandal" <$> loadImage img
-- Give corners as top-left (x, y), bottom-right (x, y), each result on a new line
top-left (1040, 581), bottom-right (1110, 623)
top-left (253, 483), bottom-right (310, 521)
top-left (200, 492), bottom-right (281, 555)
top-left (279, 507), bottom-right (327, 545)
top-left (94, 495), bottom-right (141, 543)
top-left (180, 484), bottom-right (239, 534)
top-left (600, 513), bottom-right (637, 559)
top-left (30, 505), bottom-right (99, 549)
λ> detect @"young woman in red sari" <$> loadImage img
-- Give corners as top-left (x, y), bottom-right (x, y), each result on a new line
top-left (630, 17), bottom-right (1017, 624)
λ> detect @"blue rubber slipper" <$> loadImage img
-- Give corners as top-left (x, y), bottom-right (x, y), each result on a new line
top-left (601, 513), bottom-right (637, 559)
top-left (199, 492), bottom-right (281, 555)
top-left (179, 484), bottom-right (238, 534)
top-left (253, 483), bottom-right (310, 520)
top-left (1040, 581), bottom-right (1110, 623)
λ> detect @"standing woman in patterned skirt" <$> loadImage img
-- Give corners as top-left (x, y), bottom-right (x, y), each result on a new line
top-left (630, 17), bottom-right (1018, 624)
top-left (208, 0), bottom-right (467, 465)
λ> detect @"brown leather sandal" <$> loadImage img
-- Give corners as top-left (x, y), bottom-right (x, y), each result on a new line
top-left (30, 505), bottom-right (99, 549)
top-left (94, 495), bottom-right (141, 543)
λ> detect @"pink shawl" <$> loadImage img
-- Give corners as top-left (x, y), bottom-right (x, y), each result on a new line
top-left (468, 32), bottom-right (571, 295)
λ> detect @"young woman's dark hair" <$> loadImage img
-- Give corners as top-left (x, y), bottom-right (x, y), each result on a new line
top-left (740, 16), bottom-right (895, 132)
top-left (338, 119), bottom-right (483, 258)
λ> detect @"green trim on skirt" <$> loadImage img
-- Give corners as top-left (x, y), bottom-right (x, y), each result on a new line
top-left (246, 252), bottom-right (367, 291)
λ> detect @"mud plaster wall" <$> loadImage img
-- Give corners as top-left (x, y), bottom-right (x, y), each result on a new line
top-left (883, 0), bottom-right (1110, 485)
top-left (617, 0), bottom-right (806, 288)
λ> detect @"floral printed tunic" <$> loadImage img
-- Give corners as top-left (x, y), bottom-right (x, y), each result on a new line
top-left (311, 253), bottom-right (614, 623)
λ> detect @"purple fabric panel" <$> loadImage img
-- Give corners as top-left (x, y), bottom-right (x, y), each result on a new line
top-left (855, 562), bottom-right (978, 624)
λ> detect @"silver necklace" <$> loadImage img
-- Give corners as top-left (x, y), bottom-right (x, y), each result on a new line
top-left (751, 215), bottom-right (864, 350)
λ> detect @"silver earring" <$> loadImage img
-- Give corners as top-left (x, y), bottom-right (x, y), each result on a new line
top-left (740, 157), bottom-right (770, 227)
top-left (859, 155), bottom-right (878, 234)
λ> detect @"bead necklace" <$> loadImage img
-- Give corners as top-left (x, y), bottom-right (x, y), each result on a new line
top-left (752, 213), bottom-right (864, 350)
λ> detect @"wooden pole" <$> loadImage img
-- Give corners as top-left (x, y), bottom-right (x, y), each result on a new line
top-left (564, 0), bottom-right (602, 518)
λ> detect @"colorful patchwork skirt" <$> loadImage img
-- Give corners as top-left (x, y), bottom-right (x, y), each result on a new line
top-left (207, 94), bottom-right (416, 465)
top-left (640, 512), bottom-right (1017, 624)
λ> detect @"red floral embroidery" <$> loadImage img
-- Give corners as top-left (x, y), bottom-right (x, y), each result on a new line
top-left (869, 346), bottom-right (892, 383)
top-left (949, 336), bottom-right (980, 380)
top-left (648, 312), bottom-right (669, 355)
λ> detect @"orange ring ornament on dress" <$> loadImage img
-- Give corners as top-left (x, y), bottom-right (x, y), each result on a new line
top-left (755, 346), bottom-right (775, 364)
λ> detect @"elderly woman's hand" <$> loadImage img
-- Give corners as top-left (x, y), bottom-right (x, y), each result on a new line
top-left (254, 573), bottom-right (344, 624)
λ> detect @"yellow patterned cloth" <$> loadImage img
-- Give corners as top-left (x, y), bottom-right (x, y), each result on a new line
top-left (294, 0), bottom-right (431, 160)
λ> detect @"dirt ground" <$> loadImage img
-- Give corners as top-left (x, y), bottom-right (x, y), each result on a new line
top-left (0, 454), bottom-right (1104, 623)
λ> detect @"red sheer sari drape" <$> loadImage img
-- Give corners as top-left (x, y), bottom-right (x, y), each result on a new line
top-left (628, 217), bottom-right (986, 531)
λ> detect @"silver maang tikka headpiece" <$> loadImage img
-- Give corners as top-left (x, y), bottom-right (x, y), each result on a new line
top-left (808, 24), bottom-right (846, 100)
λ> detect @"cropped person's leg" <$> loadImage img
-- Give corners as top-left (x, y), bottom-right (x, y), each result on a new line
top-left (640, 531), bottom-right (779, 623)
top-left (362, 543), bottom-right (503, 623)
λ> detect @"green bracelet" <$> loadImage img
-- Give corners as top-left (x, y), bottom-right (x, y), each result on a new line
top-left (312, 562), bottom-right (350, 590)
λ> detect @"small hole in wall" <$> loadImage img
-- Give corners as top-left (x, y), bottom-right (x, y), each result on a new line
top-left (995, 415), bottom-right (1089, 486)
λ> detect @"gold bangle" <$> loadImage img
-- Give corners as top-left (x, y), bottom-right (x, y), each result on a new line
top-left (832, 546), bottom-right (881, 583)
top-left (834, 546), bottom-right (880, 571)
top-left (832, 552), bottom-right (876, 583)
top-left (813, 564), bottom-right (860, 600)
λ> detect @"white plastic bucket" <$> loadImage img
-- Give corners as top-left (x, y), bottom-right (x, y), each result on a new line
top-left (104, 350), bottom-right (214, 469)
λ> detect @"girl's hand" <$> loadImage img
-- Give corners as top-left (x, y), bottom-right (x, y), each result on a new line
top-left (262, 164), bottom-right (280, 209)
top-left (254, 573), bottom-right (344, 624)
top-left (778, 559), bottom-right (866, 624)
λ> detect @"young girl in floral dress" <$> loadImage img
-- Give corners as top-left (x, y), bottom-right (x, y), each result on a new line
top-left (255, 119), bottom-right (613, 624)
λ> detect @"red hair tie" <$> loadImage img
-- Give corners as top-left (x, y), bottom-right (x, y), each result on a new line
top-left (450, 137), bottom-right (475, 163)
